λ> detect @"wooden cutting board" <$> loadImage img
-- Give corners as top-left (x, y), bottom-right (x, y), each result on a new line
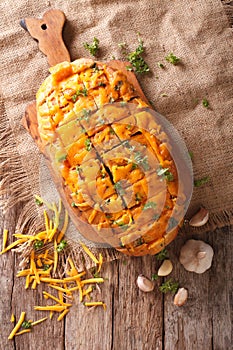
top-left (21, 9), bottom-right (150, 152)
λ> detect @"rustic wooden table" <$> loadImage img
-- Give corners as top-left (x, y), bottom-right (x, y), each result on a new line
top-left (0, 204), bottom-right (232, 350)
top-left (1, 1), bottom-right (233, 348)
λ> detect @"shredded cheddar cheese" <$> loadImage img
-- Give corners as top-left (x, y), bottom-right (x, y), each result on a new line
top-left (53, 239), bottom-right (58, 274)
top-left (48, 284), bottom-right (72, 295)
top-left (57, 210), bottom-right (69, 243)
top-left (31, 317), bottom-right (48, 326)
top-left (57, 309), bottom-right (69, 321)
top-left (8, 311), bottom-right (26, 340)
top-left (63, 272), bottom-right (86, 281)
top-left (15, 329), bottom-right (31, 336)
top-left (0, 238), bottom-right (27, 255)
top-left (97, 253), bottom-right (103, 273)
top-left (34, 305), bottom-right (68, 312)
top-left (42, 291), bottom-right (71, 307)
top-left (2, 229), bottom-right (8, 251)
top-left (81, 277), bottom-right (104, 286)
top-left (2, 198), bottom-right (107, 340)
top-left (79, 241), bottom-right (99, 264)
top-left (84, 301), bottom-right (107, 310)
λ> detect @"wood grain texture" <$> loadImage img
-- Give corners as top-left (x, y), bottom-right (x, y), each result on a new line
top-left (24, 9), bottom-right (70, 66)
top-left (1, 202), bottom-right (232, 349)
top-left (1, 2), bottom-right (233, 349)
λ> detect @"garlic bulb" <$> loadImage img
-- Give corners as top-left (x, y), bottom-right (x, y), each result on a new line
top-left (179, 239), bottom-right (214, 273)
top-left (136, 275), bottom-right (154, 292)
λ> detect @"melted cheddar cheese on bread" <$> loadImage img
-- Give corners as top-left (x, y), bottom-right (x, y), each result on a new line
top-left (36, 59), bottom-right (185, 256)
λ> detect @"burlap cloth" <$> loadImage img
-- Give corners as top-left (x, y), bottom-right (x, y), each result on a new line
top-left (0, 0), bottom-right (233, 264)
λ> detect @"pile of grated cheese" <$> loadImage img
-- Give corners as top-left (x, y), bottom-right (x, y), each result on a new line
top-left (0, 196), bottom-right (106, 340)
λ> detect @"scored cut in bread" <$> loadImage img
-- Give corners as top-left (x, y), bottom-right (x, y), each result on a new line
top-left (36, 58), bottom-right (185, 256)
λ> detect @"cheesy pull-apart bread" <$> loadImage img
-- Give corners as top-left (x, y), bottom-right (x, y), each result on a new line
top-left (36, 58), bottom-right (189, 256)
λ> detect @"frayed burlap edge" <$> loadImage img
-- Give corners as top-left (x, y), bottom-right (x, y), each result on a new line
top-left (222, 1), bottom-right (233, 27)
top-left (0, 108), bottom-right (44, 236)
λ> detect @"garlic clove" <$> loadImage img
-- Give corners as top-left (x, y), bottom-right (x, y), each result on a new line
top-left (174, 287), bottom-right (188, 306)
top-left (157, 259), bottom-right (173, 276)
top-left (136, 275), bottom-right (154, 292)
top-left (189, 207), bottom-right (209, 227)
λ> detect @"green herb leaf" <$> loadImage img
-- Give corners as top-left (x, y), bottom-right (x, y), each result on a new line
top-left (21, 321), bottom-right (32, 329)
top-left (143, 201), bottom-right (157, 210)
top-left (156, 166), bottom-right (174, 181)
top-left (118, 42), bottom-right (127, 49)
top-left (126, 65), bottom-right (133, 71)
top-left (155, 248), bottom-right (169, 261)
top-left (126, 37), bottom-right (150, 73)
top-left (85, 138), bottom-right (92, 151)
top-left (72, 94), bottom-right (78, 103)
top-left (57, 154), bottom-right (67, 162)
top-left (43, 264), bottom-right (50, 271)
top-left (109, 127), bottom-right (115, 135)
top-left (159, 279), bottom-right (179, 294)
top-left (115, 221), bottom-right (128, 231)
top-left (151, 273), bottom-right (159, 281)
top-left (114, 80), bottom-right (123, 91)
top-left (33, 240), bottom-right (44, 251)
top-left (57, 240), bottom-right (68, 253)
top-left (194, 176), bottom-right (210, 187)
top-left (202, 98), bottom-right (209, 108)
top-left (188, 151), bottom-right (194, 160)
top-left (75, 86), bottom-right (88, 97)
top-left (134, 151), bottom-right (150, 171)
top-left (167, 217), bottom-right (179, 231)
top-left (158, 62), bottom-right (165, 69)
top-left (152, 214), bottom-right (160, 221)
top-left (34, 195), bottom-right (43, 206)
top-left (93, 271), bottom-right (100, 278)
top-left (165, 52), bottom-right (180, 65)
top-left (135, 237), bottom-right (143, 246)
top-left (131, 162), bottom-right (138, 170)
top-left (135, 192), bottom-right (143, 202)
top-left (114, 181), bottom-right (125, 195)
top-left (81, 108), bottom-right (91, 121)
top-left (98, 81), bottom-right (106, 87)
top-left (83, 37), bottom-right (100, 56)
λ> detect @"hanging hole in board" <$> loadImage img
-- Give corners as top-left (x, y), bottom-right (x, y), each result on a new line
top-left (41, 23), bottom-right (47, 30)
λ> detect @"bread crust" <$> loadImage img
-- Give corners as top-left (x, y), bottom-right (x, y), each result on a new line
top-left (36, 59), bottom-right (185, 256)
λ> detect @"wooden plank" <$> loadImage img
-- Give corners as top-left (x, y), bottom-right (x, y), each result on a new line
top-left (0, 204), bottom-right (65, 350)
top-left (65, 256), bottom-right (163, 350)
top-left (163, 226), bottom-right (233, 350)
top-left (0, 207), bottom-right (17, 350)
top-left (210, 226), bottom-right (233, 349)
top-left (1, 215), bottom-right (233, 349)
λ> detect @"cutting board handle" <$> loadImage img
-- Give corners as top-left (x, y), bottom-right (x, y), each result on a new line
top-left (22, 9), bottom-right (70, 66)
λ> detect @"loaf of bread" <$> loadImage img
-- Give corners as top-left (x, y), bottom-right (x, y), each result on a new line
top-left (36, 58), bottom-right (186, 256)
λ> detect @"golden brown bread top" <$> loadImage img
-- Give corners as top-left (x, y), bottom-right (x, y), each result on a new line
top-left (36, 59), bottom-right (185, 256)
